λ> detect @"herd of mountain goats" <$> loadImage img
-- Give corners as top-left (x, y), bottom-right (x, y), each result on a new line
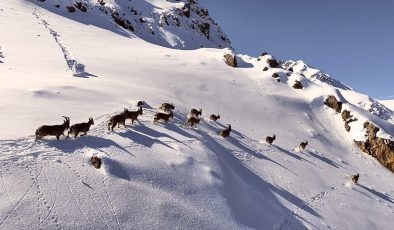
top-left (34, 100), bottom-right (359, 183)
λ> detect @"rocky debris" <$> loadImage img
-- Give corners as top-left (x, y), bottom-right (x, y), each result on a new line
top-left (293, 80), bottom-right (303, 90)
top-left (74, 2), bottom-right (88, 12)
top-left (91, 156), bottom-right (102, 169)
top-left (197, 22), bottom-right (210, 39)
top-left (111, 11), bottom-right (134, 31)
top-left (355, 122), bottom-right (394, 172)
top-left (324, 95), bottom-right (342, 113)
top-left (66, 6), bottom-right (76, 13)
top-left (224, 53), bottom-right (237, 67)
top-left (341, 110), bottom-right (358, 132)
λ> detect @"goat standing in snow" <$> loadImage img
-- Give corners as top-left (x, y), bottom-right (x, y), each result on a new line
top-left (266, 134), bottom-right (276, 145)
top-left (35, 116), bottom-right (70, 140)
top-left (68, 117), bottom-right (94, 138)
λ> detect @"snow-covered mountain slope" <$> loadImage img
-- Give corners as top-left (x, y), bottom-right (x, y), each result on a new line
top-left (282, 60), bottom-right (353, 90)
top-left (381, 100), bottom-right (394, 111)
top-left (0, 1), bottom-right (394, 229)
top-left (29, 0), bottom-right (231, 50)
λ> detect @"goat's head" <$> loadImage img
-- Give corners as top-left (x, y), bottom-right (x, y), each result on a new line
top-left (89, 117), bottom-right (94, 125)
top-left (62, 116), bottom-right (70, 129)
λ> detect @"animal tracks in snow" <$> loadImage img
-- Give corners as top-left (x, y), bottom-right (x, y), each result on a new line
top-left (32, 11), bottom-right (96, 78)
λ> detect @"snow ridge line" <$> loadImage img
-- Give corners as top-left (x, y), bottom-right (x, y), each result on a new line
top-left (32, 10), bottom-right (89, 78)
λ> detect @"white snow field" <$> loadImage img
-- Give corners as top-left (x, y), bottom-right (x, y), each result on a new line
top-left (0, 0), bottom-right (393, 229)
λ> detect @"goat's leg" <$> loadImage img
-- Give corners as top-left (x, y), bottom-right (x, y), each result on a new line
top-left (56, 135), bottom-right (60, 141)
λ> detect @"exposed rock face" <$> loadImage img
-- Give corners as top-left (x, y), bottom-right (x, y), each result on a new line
top-left (324, 95), bottom-right (342, 113)
top-left (341, 110), bottom-right (358, 132)
top-left (293, 80), bottom-right (303, 90)
top-left (355, 122), bottom-right (394, 172)
top-left (224, 53), bottom-right (237, 67)
top-left (263, 67), bottom-right (269, 71)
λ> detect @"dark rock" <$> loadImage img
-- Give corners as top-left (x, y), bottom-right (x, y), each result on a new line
top-left (66, 6), bottom-right (76, 13)
top-left (263, 67), bottom-right (269, 71)
top-left (74, 2), bottom-right (87, 12)
top-left (342, 110), bottom-right (352, 121)
top-left (112, 11), bottom-right (134, 31)
top-left (293, 80), bottom-right (303, 90)
top-left (224, 53), bottom-right (237, 67)
top-left (91, 156), bottom-right (102, 169)
top-left (267, 58), bottom-right (280, 68)
top-left (197, 22), bottom-right (210, 39)
top-left (324, 95), bottom-right (342, 113)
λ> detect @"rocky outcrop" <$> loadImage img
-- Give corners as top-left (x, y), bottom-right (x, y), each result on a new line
top-left (293, 80), bottom-right (303, 90)
top-left (224, 53), bottom-right (237, 67)
top-left (267, 58), bottom-right (280, 68)
top-left (272, 73), bottom-right (280, 82)
top-left (341, 110), bottom-right (358, 132)
top-left (355, 122), bottom-right (394, 172)
top-left (324, 95), bottom-right (342, 113)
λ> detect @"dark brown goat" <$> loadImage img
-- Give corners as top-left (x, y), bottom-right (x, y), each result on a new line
top-left (210, 114), bottom-right (220, 121)
top-left (154, 111), bottom-right (173, 123)
top-left (108, 110), bottom-right (127, 131)
top-left (159, 103), bottom-right (175, 112)
top-left (125, 107), bottom-right (143, 124)
top-left (190, 108), bottom-right (202, 117)
top-left (266, 134), bottom-right (276, 145)
top-left (35, 116), bottom-right (70, 140)
top-left (68, 117), bottom-right (94, 138)
top-left (219, 124), bottom-right (231, 138)
top-left (186, 117), bottom-right (200, 127)
top-left (299, 141), bottom-right (308, 150)
top-left (351, 173), bottom-right (359, 184)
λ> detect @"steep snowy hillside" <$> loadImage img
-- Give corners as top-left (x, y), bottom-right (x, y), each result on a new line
top-left (0, 1), bottom-right (393, 230)
top-left (30, 0), bottom-right (231, 50)
top-left (282, 60), bottom-right (352, 90)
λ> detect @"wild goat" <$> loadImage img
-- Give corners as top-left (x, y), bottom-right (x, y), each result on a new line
top-left (186, 117), bottom-right (200, 127)
top-left (154, 111), bottom-right (173, 123)
top-left (68, 117), bottom-right (94, 138)
top-left (35, 116), bottom-right (70, 140)
top-left (190, 108), bottom-right (202, 117)
top-left (125, 106), bottom-right (143, 124)
top-left (210, 114), bottom-right (220, 121)
top-left (266, 134), bottom-right (276, 145)
top-left (219, 124), bottom-right (231, 138)
top-left (159, 103), bottom-right (175, 112)
top-left (351, 173), bottom-right (359, 184)
top-left (299, 141), bottom-right (308, 150)
top-left (108, 109), bottom-right (127, 131)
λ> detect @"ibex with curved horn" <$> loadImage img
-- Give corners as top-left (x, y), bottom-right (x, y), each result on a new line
top-left (35, 116), bottom-right (70, 140)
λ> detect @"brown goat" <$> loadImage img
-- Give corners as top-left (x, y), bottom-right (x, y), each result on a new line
top-left (190, 108), bottom-right (202, 117)
top-left (266, 134), bottom-right (276, 145)
top-left (186, 117), bottom-right (200, 127)
top-left (68, 117), bottom-right (94, 138)
top-left (219, 124), bottom-right (231, 138)
top-left (210, 114), bottom-right (220, 121)
top-left (351, 173), bottom-right (359, 184)
top-left (154, 111), bottom-right (173, 123)
top-left (108, 110), bottom-right (128, 131)
top-left (35, 116), bottom-right (70, 140)
top-left (125, 106), bottom-right (143, 124)
top-left (299, 141), bottom-right (308, 150)
top-left (159, 103), bottom-right (175, 112)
